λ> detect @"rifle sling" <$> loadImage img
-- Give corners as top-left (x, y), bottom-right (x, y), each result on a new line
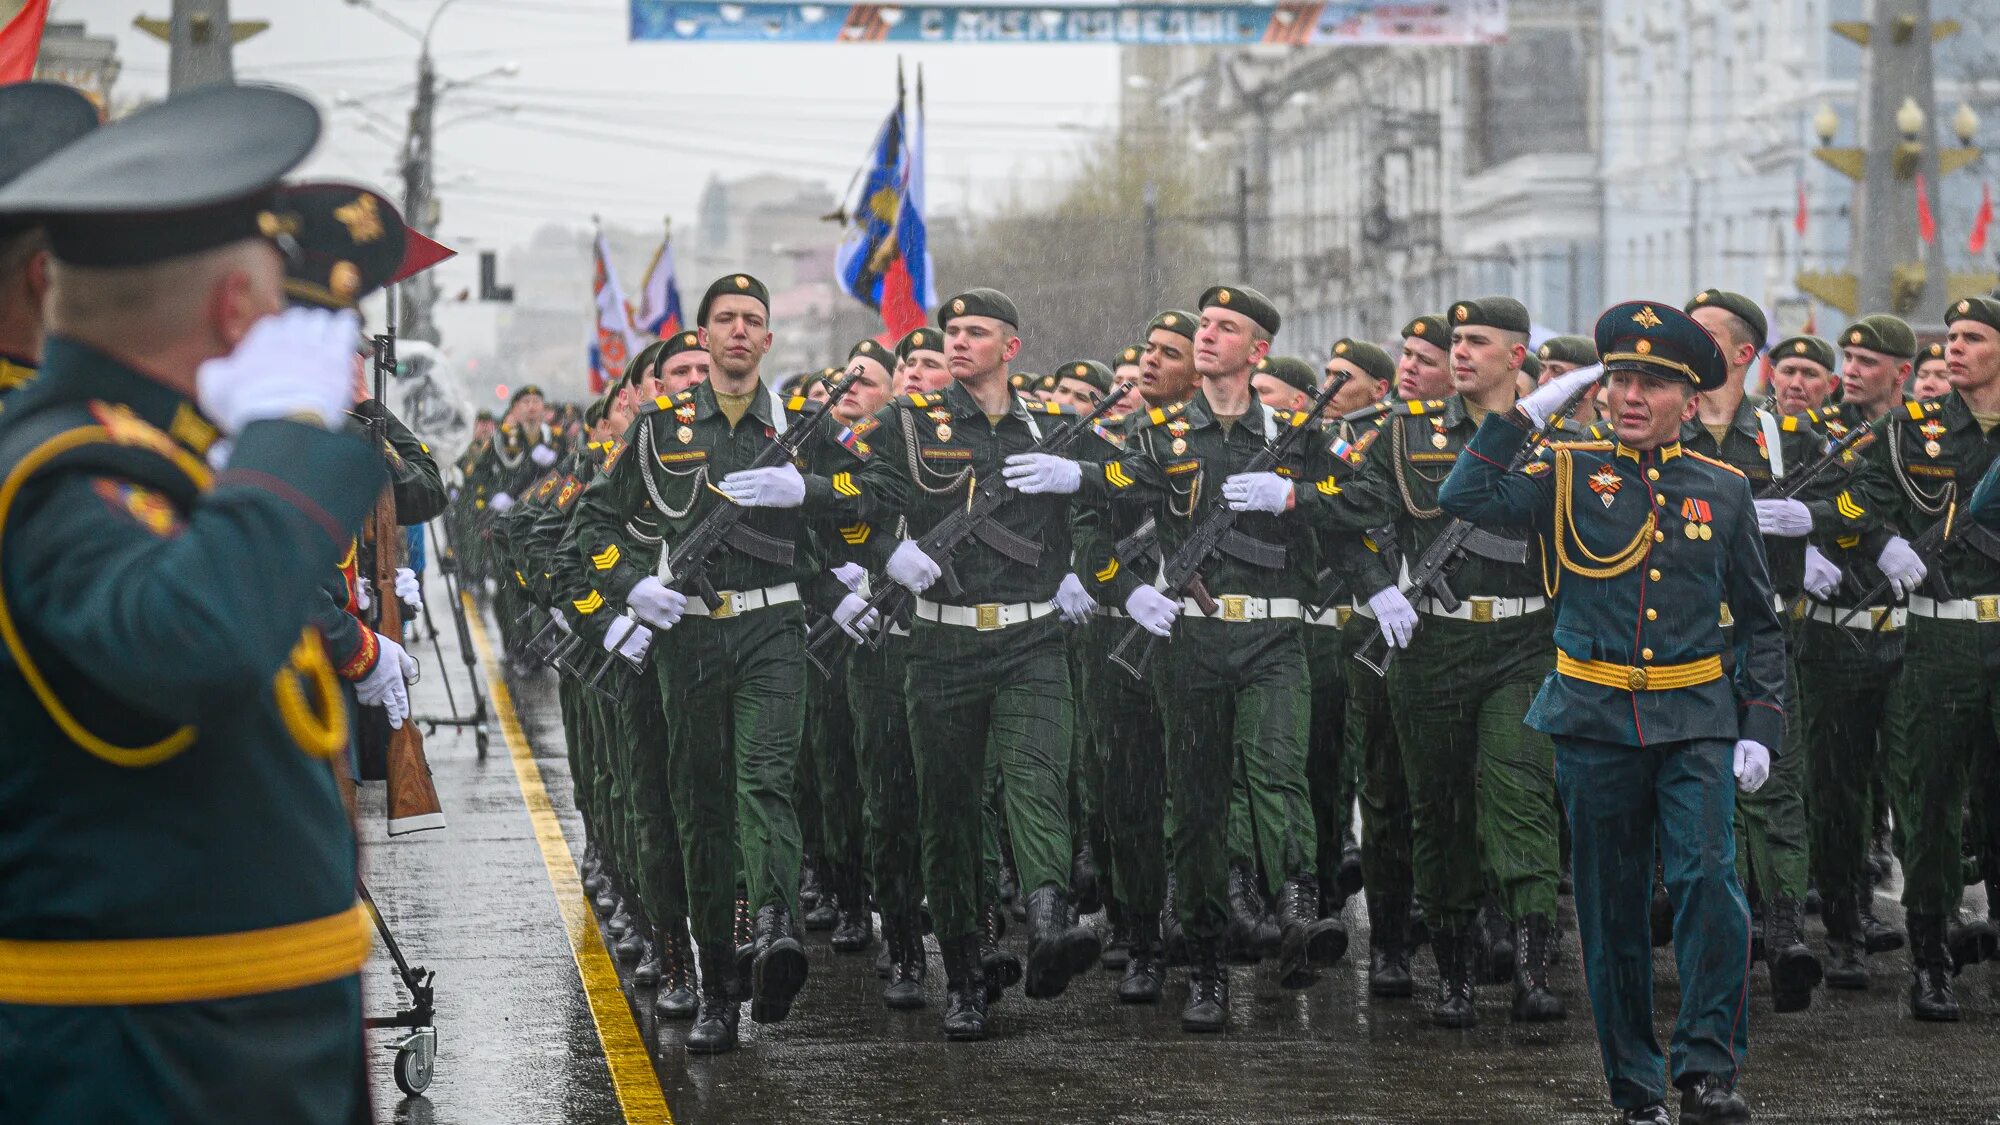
top-left (720, 521), bottom-right (796, 566)
top-left (971, 516), bottom-right (1044, 568)
top-left (1217, 527), bottom-right (1288, 569)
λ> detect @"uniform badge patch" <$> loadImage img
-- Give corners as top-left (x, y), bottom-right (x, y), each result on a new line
top-left (95, 479), bottom-right (182, 537)
top-left (1587, 465), bottom-right (1621, 506)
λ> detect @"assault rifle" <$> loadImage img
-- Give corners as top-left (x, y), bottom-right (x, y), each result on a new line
top-left (1104, 373), bottom-right (1349, 680)
top-left (803, 381), bottom-right (1134, 675)
top-left (1754, 421), bottom-right (1875, 501)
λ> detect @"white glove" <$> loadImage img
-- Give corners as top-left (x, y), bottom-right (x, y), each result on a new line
top-left (1876, 536), bottom-right (1928, 599)
top-left (602, 612), bottom-right (653, 666)
top-left (530, 443), bottom-right (558, 467)
top-left (718, 464), bottom-right (806, 508)
top-left (548, 606), bottom-right (572, 635)
top-left (1803, 545), bottom-right (1842, 600)
top-left (1053, 573), bottom-right (1096, 624)
top-left (627, 575), bottom-right (687, 630)
top-left (1517, 363), bottom-right (1604, 428)
top-left (1124, 585), bottom-right (1180, 638)
top-left (1732, 739), bottom-right (1770, 794)
top-left (886, 539), bottom-right (942, 594)
top-left (830, 561), bottom-right (868, 593)
top-left (195, 307), bottom-right (360, 434)
top-left (1001, 453), bottom-right (1082, 495)
top-left (1222, 471), bottom-right (1293, 514)
top-left (355, 577), bottom-right (373, 614)
top-left (205, 438), bottom-right (234, 470)
top-left (1368, 586), bottom-right (1419, 649)
top-left (832, 592), bottom-right (879, 641)
top-left (488, 492), bottom-right (515, 513)
top-left (394, 566), bottom-right (422, 612)
top-left (354, 633), bottom-right (417, 730)
top-left (1753, 498), bottom-right (1813, 538)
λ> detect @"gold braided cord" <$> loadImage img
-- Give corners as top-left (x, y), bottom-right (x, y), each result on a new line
top-left (1548, 448), bottom-right (1655, 596)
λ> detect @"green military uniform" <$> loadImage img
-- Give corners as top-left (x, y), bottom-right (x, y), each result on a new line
top-left (0, 83), bottom-right (98, 420)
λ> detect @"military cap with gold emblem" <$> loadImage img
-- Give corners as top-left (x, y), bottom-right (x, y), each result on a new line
top-left (1329, 337), bottom-right (1395, 385)
top-left (1595, 299), bottom-right (1727, 391)
top-left (278, 182), bottom-right (456, 311)
top-left (1148, 308), bottom-right (1198, 341)
top-left (1115, 343), bottom-right (1143, 368)
top-left (621, 338), bottom-right (668, 388)
top-left (1771, 334), bottom-right (1837, 373)
top-left (1537, 334), bottom-right (1598, 367)
top-left (1685, 288), bottom-right (1768, 352)
top-left (1033, 373), bottom-right (1059, 395)
top-left (848, 337), bottom-right (892, 368)
top-left (510, 383), bottom-right (546, 406)
top-left (1448, 296), bottom-right (1531, 334)
top-left (1943, 295), bottom-right (2000, 335)
top-left (1840, 314), bottom-right (1917, 359)
top-left (1008, 372), bottom-right (1035, 392)
top-left (697, 272), bottom-right (769, 325)
top-left (896, 326), bottom-right (944, 360)
top-left (1055, 358), bottom-right (1113, 396)
top-left (1256, 355), bottom-right (1318, 396)
top-left (1922, 341), bottom-right (1946, 363)
top-left (0, 84), bottom-right (319, 268)
top-left (659, 328), bottom-right (705, 362)
top-left (1401, 313), bottom-right (1448, 345)
top-left (1198, 284), bottom-right (1280, 335)
top-left (938, 286), bottom-right (1020, 328)
top-left (584, 392), bottom-right (611, 429)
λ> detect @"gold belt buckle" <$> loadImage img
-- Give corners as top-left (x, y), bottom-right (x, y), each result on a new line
top-left (1977, 595), bottom-right (1999, 624)
top-left (1221, 595), bottom-right (1249, 622)
top-left (1336, 606), bottom-right (1353, 627)
top-left (1626, 666), bottom-right (1650, 691)
top-left (975, 603), bottom-right (1002, 631)
top-left (712, 591), bottom-right (738, 620)
top-left (1868, 606), bottom-right (1889, 631)
top-left (1469, 597), bottom-right (1494, 623)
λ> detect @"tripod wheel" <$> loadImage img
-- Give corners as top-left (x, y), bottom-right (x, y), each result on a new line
top-left (392, 1028), bottom-right (436, 1096)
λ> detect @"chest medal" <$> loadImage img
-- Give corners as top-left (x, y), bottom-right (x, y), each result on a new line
top-left (677, 425), bottom-right (694, 444)
top-left (1919, 419), bottom-right (1945, 458)
top-left (1587, 465), bottom-right (1621, 508)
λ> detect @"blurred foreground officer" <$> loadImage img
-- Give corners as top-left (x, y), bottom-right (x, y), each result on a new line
top-left (0, 82), bottom-right (98, 406)
top-left (1440, 302), bottom-right (1782, 1125)
top-left (0, 87), bottom-right (385, 1124)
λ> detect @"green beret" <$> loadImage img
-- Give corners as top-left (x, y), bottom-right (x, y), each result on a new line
top-left (1055, 359), bottom-right (1113, 395)
top-left (659, 328), bottom-right (705, 361)
top-left (1255, 355), bottom-right (1318, 396)
top-left (1147, 309), bottom-right (1198, 340)
top-left (621, 338), bottom-right (667, 387)
top-left (1536, 334), bottom-right (1598, 367)
top-left (1034, 374), bottom-right (1059, 394)
top-left (939, 287), bottom-right (1019, 328)
top-left (510, 384), bottom-right (545, 405)
top-left (1519, 352), bottom-right (1543, 380)
top-left (847, 337), bottom-right (892, 366)
top-left (1114, 343), bottom-right (1144, 368)
top-left (1198, 285), bottom-right (1280, 335)
top-left (896, 327), bottom-right (944, 360)
top-left (1008, 372), bottom-right (1035, 391)
top-left (1401, 314), bottom-right (1448, 347)
top-left (584, 391), bottom-right (612, 429)
top-left (1686, 289), bottom-right (1768, 351)
top-left (1921, 340), bottom-right (1947, 363)
top-left (1838, 315), bottom-right (1917, 359)
top-left (697, 272), bottom-right (769, 325)
top-left (1945, 295), bottom-right (2000, 336)
top-left (474, 410), bottom-right (497, 424)
top-left (1448, 296), bottom-right (1530, 334)
top-left (1771, 335), bottom-right (1837, 371)
top-left (1329, 338), bottom-right (1394, 385)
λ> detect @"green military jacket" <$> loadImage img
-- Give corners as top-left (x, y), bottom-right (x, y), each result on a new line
top-left (1680, 397), bottom-right (1857, 602)
top-left (1852, 392), bottom-right (2000, 600)
top-left (0, 352), bottom-right (36, 414)
top-left (0, 337), bottom-right (383, 949)
top-left (475, 420), bottom-right (565, 506)
top-left (805, 413), bottom-right (886, 610)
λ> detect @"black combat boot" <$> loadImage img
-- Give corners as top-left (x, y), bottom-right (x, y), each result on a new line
top-left (1275, 875), bottom-right (1342, 988)
top-left (594, 880), bottom-right (620, 916)
top-left (1509, 913), bottom-right (1565, 1022)
top-left (1160, 876), bottom-right (1188, 966)
top-left (749, 903), bottom-right (810, 1024)
top-left (1621, 1102), bottom-right (1670, 1125)
top-left (880, 913), bottom-right (928, 1011)
top-left (1100, 900), bottom-right (1131, 971)
top-left (803, 865), bottom-right (840, 932)
top-left (1179, 940), bottom-right (1229, 1033)
top-left (1429, 923), bottom-right (1478, 1029)
top-left (1907, 912), bottom-right (1960, 1022)
top-left (1855, 879), bottom-right (1905, 953)
top-left (654, 924), bottom-right (698, 1020)
top-left (874, 942), bottom-right (892, 979)
top-left (1336, 828), bottom-right (1365, 903)
top-left (1071, 839), bottom-right (1103, 917)
top-left (830, 871), bottom-right (874, 953)
top-left (1367, 895), bottom-right (1414, 999)
top-left (1820, 893), bottom-right (1870, 991)
top-left (1946, 913), bottom-right (1998, 973)
top-left (979, 900), bottom-right (1022, 1001)
top-left (939, 933), bottom-right (988, 1040)
top-left (631, 934), bottom-right (661, 984)
top-left (1226, 861), bottom-right (1273, 963)
top-left (1678, 1073), bottom-right (1749, 1123)
top-left (685, 948), bottom-right (740, 1054)
top-left (581, 842), bottom-right (608, 898)
top-left (1117, 916), bottom-right (1163, 1004)
top-left (1475, 899), bottom-right (1515, 984)
top-left (605, 901), bottom-right (634, 940)
top-left (798, 858), bottom-right (824, 914)
top-left (614, 921), bottom-right (649, 965)
top-left (1765, 895), bottom-right (1822, 1013)
top-left (1023, 884), bottom-right (1099, 999)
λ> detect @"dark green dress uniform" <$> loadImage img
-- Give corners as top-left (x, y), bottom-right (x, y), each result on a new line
top-left (1440, 300), bottom-right (1782, 1117)
top-left (478, 412), bottom-right (564, 657)
top-left (0, 82), bottom-right (98, 418)
top-left (1848, 296), bottom-right (2000, 1018)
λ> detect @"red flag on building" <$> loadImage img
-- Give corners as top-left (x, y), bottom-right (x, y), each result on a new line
top-left (1915, 173), bottom-right (1937, 245)
top-left (1970, 183), bottom-right (1993, 255)
top-left (1794, 179), bottom-right (1808, 236)
top-left (0, 0), bottom-right (51, 83)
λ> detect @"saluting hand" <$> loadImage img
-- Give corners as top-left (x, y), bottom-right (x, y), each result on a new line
top-left (195, 306), bottom-right (361, 434)
top-left (1515, 363), bottom-right (1604, 429)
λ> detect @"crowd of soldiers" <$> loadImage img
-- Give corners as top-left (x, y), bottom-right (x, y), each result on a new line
top-left (456, 241), bottom-right (1999, 1120)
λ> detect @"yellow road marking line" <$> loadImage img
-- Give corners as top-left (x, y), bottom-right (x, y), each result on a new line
top-left (464, 593), bottom-right (673, 1124)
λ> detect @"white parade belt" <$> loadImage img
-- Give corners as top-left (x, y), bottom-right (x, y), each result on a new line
top-left (1907, 593), bottom-right (2000, 623)
top-left (913, 597), bottom-right (1055, 631)
top-left (1302, 604), bottom-right (1355, 628)
top-left (1415, 594), bottom-right (1546, 622)
top-left (680, 581), bottom-right (801, 619)
top-left (1807, 602), bottom-right (1906, 632)
top-left (1179, 595), bottom-right (1302, 622)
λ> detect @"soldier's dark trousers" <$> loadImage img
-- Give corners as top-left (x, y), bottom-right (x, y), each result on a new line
top-left (1556, 736), bottom-right (1750, 1110)
top-left (1388, 614), bottom-right (1559, 927)
top-left (1883, 615), bottom-right (2000, 916)
top-left (1303, 612), bottom-right (1355, 890)
top-left (906, 615), bottom-right (1074, 942)
top-left (809, 650), bottom-right (866, 897)
top-left (1735, 638), bottom-right (1810, 900)
top-left (622, 666), bottom-right (691, 927)
top-left (1346, 610), bottom-right (1413, 908)
top-left (1085, 615), bottom-right (1167, 921)
top-left (1156, 617), bottom-right (1316, 940)
top-left (1799, 616), bottom-right (1901, 901)
top-left (654, 606), bottom-right (806, 950)
top-left (848, 630), bottom-right (924, 921)
top-left (557, 675), bottom-right (596, 842)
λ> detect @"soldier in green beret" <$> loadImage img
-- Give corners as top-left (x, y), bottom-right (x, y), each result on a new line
top-left (1767, 335), bottom-right (1838, 417)
top-left (1516, 350), bottom-right (1543, 398)
top-left (1913, 340), bottom-right (1952, 401)
top-left (656, 328), bottom-right (712, 394)
top-left (894, 326), bottom-right (950, 395)
top-left (1110, 343), bottom-right (1147, 418)
top-left (1252, 355), bottom-right (1319, 414)
top-left (1051, 358), bottom-right (1113, 410)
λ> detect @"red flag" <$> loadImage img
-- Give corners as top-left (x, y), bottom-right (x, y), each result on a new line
top-left (1916, 173), bottom-right (1937, 245)
top-left (0, 0), bottom-right (51, 83)
top-left (1794, 179), bottom-right (1808, 236)
top-left (392, 229), bottom-right (456, 285)
top-left (1970, 183), bottom-right (1993, 255)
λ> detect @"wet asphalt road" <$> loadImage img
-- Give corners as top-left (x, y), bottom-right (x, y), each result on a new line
top-left (357, 585), bottom-right (2000, 1125)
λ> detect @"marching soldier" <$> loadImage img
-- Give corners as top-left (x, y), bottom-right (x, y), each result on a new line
top-left (0, 83), bottom-right (97, 409)
top-left (0, 86), bottom-right (384, 1123)
top-left (1766, 333), bottom-right (1838, 418)
top-left (1439, 300), bottom-right (1779, 1125)
top-left (1913, 341), bottom-right (1952, 401)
